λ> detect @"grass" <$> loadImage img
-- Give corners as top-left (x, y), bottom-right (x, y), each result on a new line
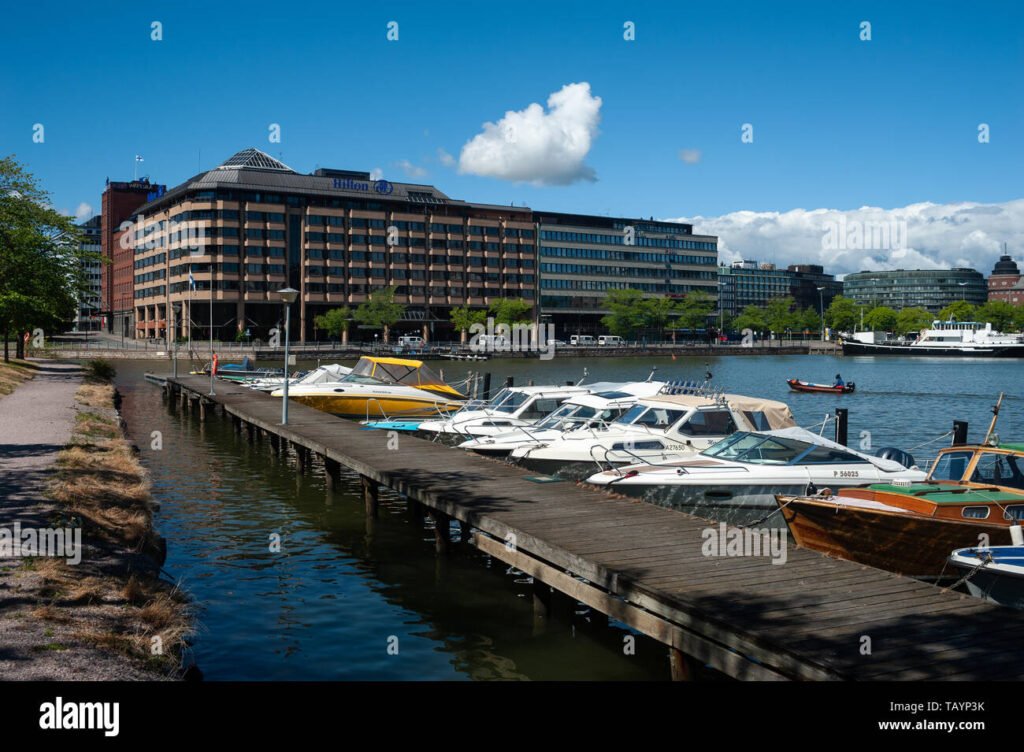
top-left (0, 358), bottom-right (38, 397)
top-left (36, 381), bottom-right (193, 675)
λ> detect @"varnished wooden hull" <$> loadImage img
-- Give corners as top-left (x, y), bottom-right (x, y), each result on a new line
top-left (780, 498), bottom-right (1013, 580)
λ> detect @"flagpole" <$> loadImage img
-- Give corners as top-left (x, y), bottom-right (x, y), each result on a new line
top-left (188, 263), bottom-right (193, 356)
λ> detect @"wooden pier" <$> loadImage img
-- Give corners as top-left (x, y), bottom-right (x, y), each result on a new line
top-left (161, 374), bottom-right (1024, 680)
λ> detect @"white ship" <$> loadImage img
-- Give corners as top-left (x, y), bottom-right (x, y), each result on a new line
top-left (842, 320), bottom-right (1024, 357)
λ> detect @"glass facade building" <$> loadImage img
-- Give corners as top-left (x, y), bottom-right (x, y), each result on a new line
top-left (843, 268), bottom-right (987, 312)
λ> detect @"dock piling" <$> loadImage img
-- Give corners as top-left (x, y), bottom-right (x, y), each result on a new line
top-left (361, 475), bottom-right (379, 518)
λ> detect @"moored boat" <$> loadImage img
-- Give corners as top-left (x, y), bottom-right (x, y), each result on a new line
top-left (948, 544), bottom-right (1024, 609)
top-left (776, 439), bottom-right (1024, 580)
top-left (842, 319), bottom-right (1024, 357)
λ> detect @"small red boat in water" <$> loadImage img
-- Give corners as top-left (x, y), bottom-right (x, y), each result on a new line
top-left (786, 378), bottom-right (855, 394)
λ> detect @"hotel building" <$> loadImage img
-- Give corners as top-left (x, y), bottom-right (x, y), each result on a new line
top-left (126, 148), bottom-right (718, 342)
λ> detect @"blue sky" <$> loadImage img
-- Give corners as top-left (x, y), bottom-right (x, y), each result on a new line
top-left (1, 0), bottom-right (1021, 228)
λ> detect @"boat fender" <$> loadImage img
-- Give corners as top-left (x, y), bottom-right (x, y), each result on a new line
top-left (806, 481), bottom-right (818, 496)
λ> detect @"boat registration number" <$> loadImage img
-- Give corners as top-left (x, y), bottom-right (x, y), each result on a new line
top-left (833, 470), bottom-right (860, 478)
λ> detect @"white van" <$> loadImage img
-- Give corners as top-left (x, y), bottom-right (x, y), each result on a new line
top-left (570, 335), bottom-right (595, 346)
top-left (397, 335), bottom-right (425, 348)
top-left (598, 335), bottom-right (624, 346)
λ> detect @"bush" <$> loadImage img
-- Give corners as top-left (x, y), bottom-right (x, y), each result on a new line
top-left (84, 359), bottom-right (116, 382)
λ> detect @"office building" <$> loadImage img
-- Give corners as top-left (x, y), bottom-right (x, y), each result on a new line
top-left (988, 254), bottom-right (1024, 306)
top-left (843, 268), bottom-right (987, 312)
top-left (74, 215), bottom-right (102, 331)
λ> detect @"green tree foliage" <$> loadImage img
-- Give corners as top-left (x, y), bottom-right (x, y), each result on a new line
top-left (672, 291), bottom-right (714, 331)
top-left (314, 306), bottom-right (352, 339)
top-left (937, 300), bottom-right (977, 322)
top-left (488, 297), bottom-right (533, 325)
top-left (895, 306), bottom-right (933, 334)
top-left (732, 305), bottom-right (768, 333)
top-left (353, 287), bottom-right (405, 340)
top-left (0, 155), bottom-right (88, 360)
top-left (863, 306), bottom-right (899, 332)
top-left (798, 307), bottom-right (821, 334)
top-left (764, 296), bottom-right (799, 333)
top-left (1014, 306), bottom-right (1024, 333)
top-left (824, 295), bottom-right (863, 333)
top-left (976, 300), bottom-right (1018, 331)
top-left (449, 305), bottom-right (488, 342)
top-left (601, 288), bottom-right (648, 337)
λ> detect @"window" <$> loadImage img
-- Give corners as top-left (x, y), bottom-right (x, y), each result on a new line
top-left (930, 451), bottom-right (974, 482)
top-left (962, 506), bottom-right (990, 519)
top-left (678, 410), bottom-right (737, 437)
top-left (520, 398), bottom-right (562, 420)
top-left (970, 452), bottom-right (1024, 490)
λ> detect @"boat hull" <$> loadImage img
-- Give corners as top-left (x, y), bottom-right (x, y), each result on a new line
top-left (841, 341), bottom-right (1024, 357)
top-left (786, 379), bottom-right (854, 394)
top-left (606, 481), bottom-right (808, 527)
top-left (780, 498), bottom-right (1013, 579)
top-left (288, 393), bottom-right (459, 419)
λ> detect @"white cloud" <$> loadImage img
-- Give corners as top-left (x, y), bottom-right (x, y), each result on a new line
top-left (437, 148), bottom-right (455, 167)
top-left (74, 202), bottom-right (93, 221)
top-left (369, 167), bottom-right (384, 181)
top-left (678, 149), bottom-right (702, 165)
top-left (458, 82), bottom-right (601, 186)
top-left (395, 159), bottom-right (428, 179)
top-left (667, 200), bottom-right (1024, 278)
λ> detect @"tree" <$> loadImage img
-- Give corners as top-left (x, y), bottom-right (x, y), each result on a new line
top-left (976, 300), bottom-right (1018, 331)
top-left (1014, 305), bottom-right (1024, 333)
top-left (314, 306), bottom-right (352, 343)
top-left (601, 288), bottom-right (647, 337)
top-left (864, 305), bottom-right (899, 332)
top-left (937, 300), bottom-right (977, 323)
top-left (895, 306), bottom-right (933, 334)
top-left (824, 295), bottom-right (862, 333)
top-left (488, 297), bottom-right (533, 325)
top-left (353, 287), bottom-right (405, 342)
top-left (450, 305), bottom-right (487, 343)
top-left (0, 155), bottom-right (87, 361)
top-left (672, 291), bottom-right (714, 332)
top-left (732, 305), bottom-right (768, 334)
top-left (765, 296), bottom-right (799, 335)
top-left (798, 307), bottom-right (821, 336)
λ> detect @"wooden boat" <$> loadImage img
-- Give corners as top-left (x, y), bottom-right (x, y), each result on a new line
top-left (776, 438), bottom-right (1024, 580)
top-left (786, 378), bottom-right (855, 394)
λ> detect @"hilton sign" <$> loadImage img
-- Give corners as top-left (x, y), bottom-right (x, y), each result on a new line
top-left (332, 177), bottom-right (394, 195)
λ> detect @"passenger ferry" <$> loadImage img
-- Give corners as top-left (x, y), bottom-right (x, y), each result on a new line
top-left (842, 320), bottom-right (1024, 357)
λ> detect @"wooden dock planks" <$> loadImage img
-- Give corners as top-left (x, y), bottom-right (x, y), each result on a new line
top-left (164, 375), bottom-right (1024, 681)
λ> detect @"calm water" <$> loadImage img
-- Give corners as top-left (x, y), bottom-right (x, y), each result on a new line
top-left (115, 353), bottom-right (1022, 680)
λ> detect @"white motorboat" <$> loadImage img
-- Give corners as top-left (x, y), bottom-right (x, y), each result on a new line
top-left (508, 391), bottom-right (795, 479)
top-left (416, 381), bottom-right (627, 441)
top-left (245, 363), bottom-right (352, 392)
top-left (584, 426), bottom-right (927, 525)
top-left (458, 381), bottom-right (667, 457)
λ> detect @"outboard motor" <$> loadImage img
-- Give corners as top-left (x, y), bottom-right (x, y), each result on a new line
top-left (875, 447), bottom-right (916, 470)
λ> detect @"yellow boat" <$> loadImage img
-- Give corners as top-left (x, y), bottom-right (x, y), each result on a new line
top-left (271, 356), bottom-right (466, 419)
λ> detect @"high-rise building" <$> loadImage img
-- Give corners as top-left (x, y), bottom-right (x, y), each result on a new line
top-left (843, 268), bottom-right (987, 312)
top-left (74, 215), bottom-right (102, 332)
top-left (988, 254), bottom-right (1023, 306)
top-left (787, 264), bottom-right (842, 313)
top-left (101, 178), bottom-right (166, 338)
top-left (717, 261), bottom-right (792, 316)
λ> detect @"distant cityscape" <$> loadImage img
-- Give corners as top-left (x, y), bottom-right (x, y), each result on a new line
top-left (70, 147), bottom-right (1021, 340)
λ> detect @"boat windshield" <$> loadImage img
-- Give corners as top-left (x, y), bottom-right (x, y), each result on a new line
top-left (929, 450), bottom-right (975, 482)
top-left (702, 432), bottom-right (869, 465)
top-left (969, 451), bottom-right (1024, 490)
top-left (535, 404), bottom-right (598, 430)
top-left (347, 357), bottom-right (465, 398)
top-left (492, 390), bottom-right (529, 413)
top-left (614, 405), bottom-right (686, 429)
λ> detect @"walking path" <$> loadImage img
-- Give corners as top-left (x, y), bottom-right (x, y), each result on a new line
top-left (0, 361), bottom-right (161, 679)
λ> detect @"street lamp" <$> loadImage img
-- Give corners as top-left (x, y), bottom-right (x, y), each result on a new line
top-left (817, 286), bottom-right (826, 341)
top-left (171, 302), bottom-right (181, 379)
top-left (278, 287), bottom-right (299, 425)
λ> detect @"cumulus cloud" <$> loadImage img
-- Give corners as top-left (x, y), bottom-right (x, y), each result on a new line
top-left (74, 202), bottom-right (93, 221)
top-left (667, 200), bottom-right (1024, 278)
top-left (678, 149), bottom-right (702, 165)
top-left (369, 167), bottom-right (384, 181)
top-left (458, 82), bottom-right (601, 185)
